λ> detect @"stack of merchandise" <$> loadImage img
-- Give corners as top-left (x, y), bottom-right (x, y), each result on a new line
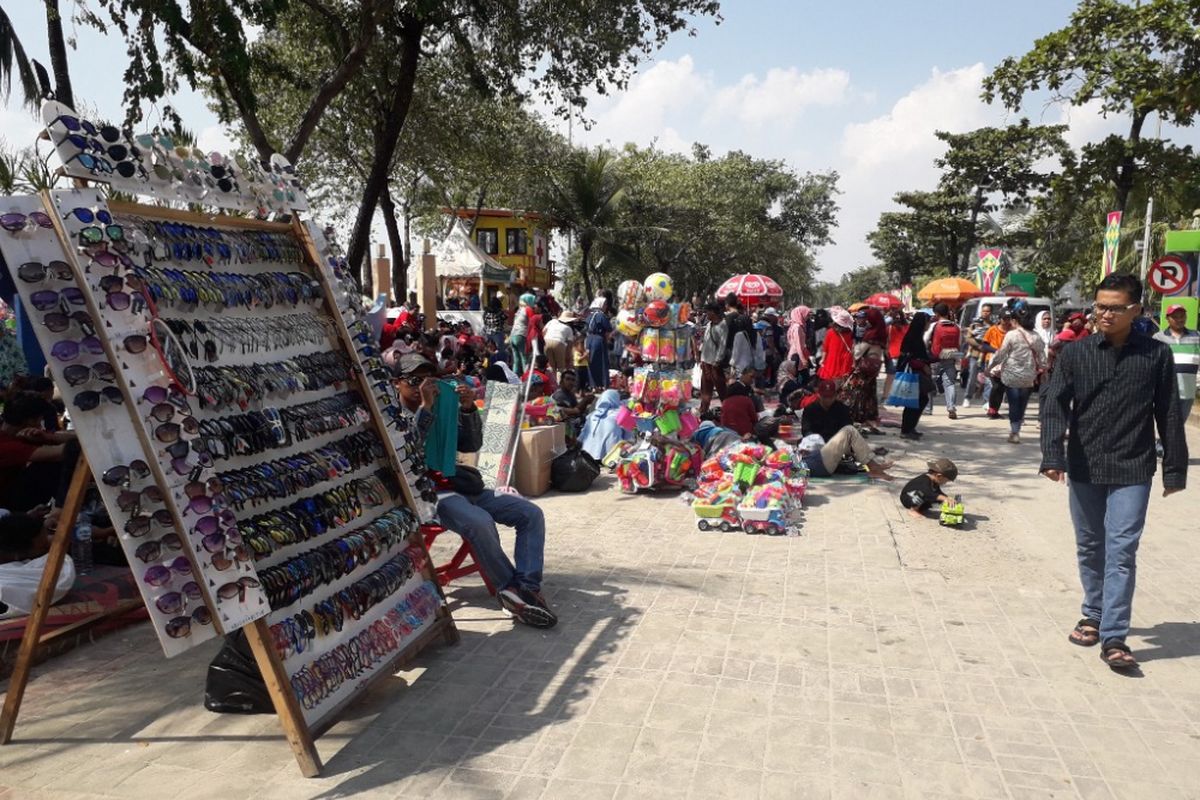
top-left (610, 273), bottom-right (702, 492)
top-left (688, 442), bottom-right (807, 535)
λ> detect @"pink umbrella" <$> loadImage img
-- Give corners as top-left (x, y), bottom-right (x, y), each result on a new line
top-left (716, 273), bottom-right (783, 305)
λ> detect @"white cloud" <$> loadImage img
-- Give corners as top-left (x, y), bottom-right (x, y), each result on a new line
top-left (0, 107), bottom-right (46, 153)
top-left (581, 55), bottom-right (708, 151)
top-left (709, 67), bottom-right (851, 127)
top-left (825, 64), bottom-right (996, 274)
top-left (196, 124), bottom-right (238, 155)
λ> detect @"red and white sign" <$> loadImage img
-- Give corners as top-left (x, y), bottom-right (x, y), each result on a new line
top-left (1149, 255), bottom-right (1191, 296)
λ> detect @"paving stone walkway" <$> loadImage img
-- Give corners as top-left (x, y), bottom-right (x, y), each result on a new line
top-left (2, 406), bottom-right (1199, 799)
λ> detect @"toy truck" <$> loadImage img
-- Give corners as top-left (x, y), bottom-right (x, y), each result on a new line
top-left (694, 503), bottom-right (742, 532)
top-left (737, 507), bottom-right (788, 535)
top-left (939, 498), bottom-right (965, 527)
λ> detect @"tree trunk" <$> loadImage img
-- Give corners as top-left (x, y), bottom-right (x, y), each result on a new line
top-left (43, 0), bottom-right (72, 107)
top-left (1114, 110), bottom-right (1148, 215)
top-left (343, 17), bottom-right (424, 276)
top-left (579, 238), bottom-right (594, 300)
top-left (378, 184), bottom-right (406, 303)
top-left (960, 185), bottom-right (985, 273)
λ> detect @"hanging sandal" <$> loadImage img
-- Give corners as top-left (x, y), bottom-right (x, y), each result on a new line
top-left (1100, 639), bottom-right (1138, 671)
top-left (1068, 618), bottom-right (1100, 647)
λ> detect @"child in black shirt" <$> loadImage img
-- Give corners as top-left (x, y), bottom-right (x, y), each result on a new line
top-left (900, 458), bottom-right (958, 518)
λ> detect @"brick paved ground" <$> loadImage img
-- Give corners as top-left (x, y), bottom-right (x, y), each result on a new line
top-left (2, 407), bottom-right (1199, 799)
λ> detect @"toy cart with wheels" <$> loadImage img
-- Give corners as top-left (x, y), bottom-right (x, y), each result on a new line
top-left (738, 507), bottom-right (788, 535)
top-left (693, 502), bottom-right (741, 532)
top-left (939, 497), bottom-right (965, 527)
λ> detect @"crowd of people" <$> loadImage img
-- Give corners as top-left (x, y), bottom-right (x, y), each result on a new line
top-left (1, 272), bottom-right (1196, 670)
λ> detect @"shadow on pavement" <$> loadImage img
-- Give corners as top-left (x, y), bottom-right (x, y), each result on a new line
top-left (1128, 621), bottom-right (1200, 664)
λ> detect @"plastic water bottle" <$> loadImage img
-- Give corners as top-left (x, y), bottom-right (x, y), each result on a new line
top-left (72, 517), bottom-right (93, 575)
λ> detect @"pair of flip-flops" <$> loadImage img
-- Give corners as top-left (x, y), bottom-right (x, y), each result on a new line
top-left (1069, 618), bottom-right (1138, 671)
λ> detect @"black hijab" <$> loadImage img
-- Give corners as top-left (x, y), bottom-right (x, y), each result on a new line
top-left (899, 313), bottom-right (929, 360)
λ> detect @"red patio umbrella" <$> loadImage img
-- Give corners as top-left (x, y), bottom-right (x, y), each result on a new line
top-left (716, 273), bottom-right (783, 306)
top-left (864, 292), bottom-right (902, 310)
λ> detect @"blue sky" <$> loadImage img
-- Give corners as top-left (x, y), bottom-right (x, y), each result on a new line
top-left (3, 1), bottom-right (1193, 280)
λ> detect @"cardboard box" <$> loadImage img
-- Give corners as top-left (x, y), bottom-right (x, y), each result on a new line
top-left (512, 424), bottom-right (564, 497)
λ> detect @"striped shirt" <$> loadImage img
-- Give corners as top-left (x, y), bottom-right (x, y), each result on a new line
top-left (1153, 327), bottom-right (1200, 401)
top-left (1039, 332), bottom-right (1187, 488)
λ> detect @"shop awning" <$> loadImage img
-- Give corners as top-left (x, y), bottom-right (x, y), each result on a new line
top-left (432, 221), bottom-right (515, 284)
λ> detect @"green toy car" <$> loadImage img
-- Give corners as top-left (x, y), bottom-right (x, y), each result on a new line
top-left (939, 497), bottom-right (965, 527)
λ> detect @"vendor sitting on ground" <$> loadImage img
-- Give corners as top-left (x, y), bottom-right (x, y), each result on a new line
top-left (800, 379), bottom-right (852, 441)
top-left (0, 509), bottom-right (75, 618)
top-left (392, 353), bottom-right (556, 628)
top-left (796, 380), bottom-right (893, 480)
top-left (551, 369), bottom-right (593, 438)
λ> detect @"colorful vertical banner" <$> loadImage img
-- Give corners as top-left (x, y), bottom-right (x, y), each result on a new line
top-left (900, 284), bottom-right (913, 311)
top-left (1101, 211), bottom-right (1123, 279)
top-left (975, 249), bottom-right (1003, 293)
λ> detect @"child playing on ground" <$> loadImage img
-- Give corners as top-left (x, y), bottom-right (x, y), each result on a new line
top-left (900, 458), bottom-right (958, 518)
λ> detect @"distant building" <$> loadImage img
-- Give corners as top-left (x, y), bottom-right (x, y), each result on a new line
top-left (444, 208), bottom-right (555, 291)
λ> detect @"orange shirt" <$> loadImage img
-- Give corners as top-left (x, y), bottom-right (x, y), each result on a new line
top-left (982, 325), bottom-right (1005, 360)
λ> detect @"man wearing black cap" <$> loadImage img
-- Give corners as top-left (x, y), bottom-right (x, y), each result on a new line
top-left (393, 353), bottom-right (556, 628)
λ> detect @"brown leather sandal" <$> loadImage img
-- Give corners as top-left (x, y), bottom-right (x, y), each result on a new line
top-left (1100, 639), bottom-right (1138, 671)
top-left (1068, 618), bottom-right (1100, 647)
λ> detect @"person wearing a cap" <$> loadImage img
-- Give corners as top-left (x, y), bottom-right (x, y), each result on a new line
top-left (900, 458), bottom-right (957, 518)
top-left (796, 379), bottom-right (894, 480)
top-left (393, 353), bottom-right (557, 628)
top-left (1041, 273), bottom-right (1186, 671)
top-left (1153, 304), bottom-right (1200, 423)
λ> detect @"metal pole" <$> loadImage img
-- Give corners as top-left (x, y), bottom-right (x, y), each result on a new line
top-left (1140, 196), bottom-right (1154, 282)
top-left (1140, 113), bottom-right (1163, 282)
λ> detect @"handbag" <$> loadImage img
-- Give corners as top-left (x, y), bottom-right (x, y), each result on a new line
top-left (885, 368), bottom-right (922, 408)
top-left (448, 464), bottom-right (485, 495)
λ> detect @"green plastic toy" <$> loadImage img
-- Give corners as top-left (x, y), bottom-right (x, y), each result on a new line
top-left (939, 497), bottom-right (965, 527)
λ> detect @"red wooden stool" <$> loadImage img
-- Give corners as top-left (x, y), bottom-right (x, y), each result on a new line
top-left (420, 523), bottom-right (495, 594)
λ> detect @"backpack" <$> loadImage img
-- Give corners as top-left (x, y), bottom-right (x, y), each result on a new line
top-left (930, 321), bottom-right (962, 360)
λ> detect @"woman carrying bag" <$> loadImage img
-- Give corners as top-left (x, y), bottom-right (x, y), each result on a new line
top-left (893, 313), bottom-right (932, 440)
top-left (987, 308), bottom-right (1046, 444)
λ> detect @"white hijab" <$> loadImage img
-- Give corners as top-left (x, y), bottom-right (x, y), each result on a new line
top-left (1035, 311), bottom-right (1053, 346)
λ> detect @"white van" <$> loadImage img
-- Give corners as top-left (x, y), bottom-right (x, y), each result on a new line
top-left (958, 295), bottom-right (1055, 329)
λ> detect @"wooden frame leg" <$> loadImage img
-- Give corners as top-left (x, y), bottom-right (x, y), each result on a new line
top-left (243, 618), bottom-right (323, 778)
top-left (0, 457), bottom-right (92, 744)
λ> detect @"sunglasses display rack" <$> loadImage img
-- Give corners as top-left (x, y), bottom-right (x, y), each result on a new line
top-left (40, 100), bottom-right (308, 215)
top-left (1, 179), bottom-right (458, 775)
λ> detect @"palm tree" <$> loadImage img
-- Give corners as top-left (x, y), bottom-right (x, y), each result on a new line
top-left (543, 147), bottom-right (627, 300)
top-left (0, 3), bottom-right (40, 108)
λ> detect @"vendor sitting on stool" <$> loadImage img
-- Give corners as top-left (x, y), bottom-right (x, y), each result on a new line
top-left (799, 380), bottom-right (894, 481)
top-left (392, 353), bottom-right (556, 628)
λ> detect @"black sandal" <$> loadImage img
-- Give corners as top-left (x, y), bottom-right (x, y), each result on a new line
top-left (1100, 639), bottom-right (1138, 671)
top-left (1068, 618), bottom-right (1100, 647)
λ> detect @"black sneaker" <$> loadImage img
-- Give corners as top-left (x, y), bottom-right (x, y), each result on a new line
top-left (498, 586), bottom-right (558, 629)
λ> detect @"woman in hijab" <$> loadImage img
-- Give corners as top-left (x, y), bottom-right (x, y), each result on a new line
top-left (840, 308), bottom-right (886, 430)
top-left (817, 306), bottom-right (855, 382)
top-left (897, 312), bottom-right (932, 440)
top-left (787, 306), bottom-right (812, 381)
top-left (584, 294), bottom-right (613, 391)
top-left (580, 389), bottom-right (628, 460)
top-left (508, 293), bottom-right (536, 374)
top-left (775, 357), bottom-right (802, 400)
top-left (1035, 310), bottom-right (1054, 348)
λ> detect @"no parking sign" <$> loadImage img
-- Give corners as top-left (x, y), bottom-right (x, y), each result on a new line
top-left (1148, 255), bottom-right (1191, 296)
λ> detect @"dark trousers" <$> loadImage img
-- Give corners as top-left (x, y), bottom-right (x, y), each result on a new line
top-left (988, 377), bottom-right (1006, 413)
top-left (901, 391), bottom-right (929, 433)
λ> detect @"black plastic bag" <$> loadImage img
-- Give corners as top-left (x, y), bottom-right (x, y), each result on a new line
top-left (551, 447), bottom-right (601, 492)
top-left (204, 630), bottom-right (273, 714)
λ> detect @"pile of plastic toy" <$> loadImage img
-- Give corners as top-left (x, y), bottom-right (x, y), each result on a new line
top-left (609, 437), bottom-right (704, 494)
top-left (687, 442), bottom-right (808, 535)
